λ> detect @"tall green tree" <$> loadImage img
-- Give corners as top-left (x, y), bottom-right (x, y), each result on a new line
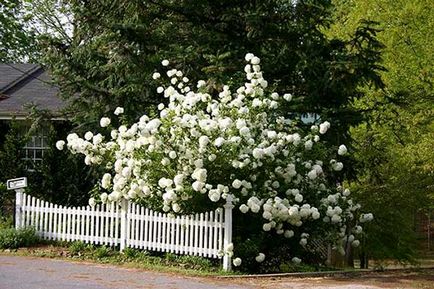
top-left (329, 0), bottom-right (434, 263)
top-left (0, 0), bottom-right (38, 62)
top-left (42, 0), bottom-right (383, 141)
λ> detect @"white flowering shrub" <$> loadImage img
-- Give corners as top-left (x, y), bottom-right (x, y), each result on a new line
top-left (57, 54), bottom-right (371, 269)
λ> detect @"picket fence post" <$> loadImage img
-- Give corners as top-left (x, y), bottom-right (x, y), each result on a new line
top-left (222, 194), bottom-right (234, 272)
top-left (120, 199), bottom-right (128, 251)
top-left (15, 189), bottom-right (24, 229)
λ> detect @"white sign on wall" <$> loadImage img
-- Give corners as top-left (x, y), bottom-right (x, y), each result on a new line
top-left (6, 177), bottom-right (27, 190)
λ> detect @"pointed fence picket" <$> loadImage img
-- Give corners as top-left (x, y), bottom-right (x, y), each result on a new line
top-left (125, 203), bottom-right (226, 258)
top-left (14, 191), bottom-right (233, 270)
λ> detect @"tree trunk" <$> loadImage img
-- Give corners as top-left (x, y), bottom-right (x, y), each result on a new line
top-left (359, 251), bottom-right (369, 269)
top-left (345, 242), bottom-right (354, 268)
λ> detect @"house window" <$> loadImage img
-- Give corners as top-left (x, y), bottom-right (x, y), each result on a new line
top-left (301, 113), bottom-right (320, 124)
top-left (22, 129), bottom-right (50, 171)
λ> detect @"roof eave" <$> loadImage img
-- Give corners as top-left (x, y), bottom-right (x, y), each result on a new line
top-left (0, 112), bottom-right (67, 121)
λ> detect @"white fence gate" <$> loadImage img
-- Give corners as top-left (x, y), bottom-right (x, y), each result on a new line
top-left (14, 191), bottom-right (234, 270)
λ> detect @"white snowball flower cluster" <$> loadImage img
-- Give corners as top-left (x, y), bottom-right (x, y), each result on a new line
top-left (88, 197), bottom-right (96, 207)
top-left (338, 145), bottom-right (348, 156)
top-left (56, 140), bottom-right (65, 150)
top-left (100, 117), bottom-right (111, 127)
top-left (359, 213), bottom-right (374, 223)
top-left (255, 253), bottom-right (265, 263)
top-left (114, 107), bottom-right (124, 115)
top-left (319, 121), bottom-right (330, 134)
top-left (224, 243), bottom-right (234, 258)
top-left (233, 257), bottom-right (242, 267)
top-left (58, 54), bottom-right (372, 262)
top-left (292, 257), bottom-right (302, 264)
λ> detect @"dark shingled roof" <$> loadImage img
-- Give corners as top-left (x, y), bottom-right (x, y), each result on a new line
top-left (0, 63), bottom-right (65, 119)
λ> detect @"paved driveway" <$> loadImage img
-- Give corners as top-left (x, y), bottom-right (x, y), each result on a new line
top-left (0, 255), bottom-right (252, 289)
top-left (2, 255), bottom-right (424, 289)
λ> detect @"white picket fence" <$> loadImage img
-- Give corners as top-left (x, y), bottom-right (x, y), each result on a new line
top-left (14, 191), bottom-right (234, 270)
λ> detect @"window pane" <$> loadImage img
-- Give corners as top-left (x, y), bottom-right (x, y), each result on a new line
top-left (35, 137), bottom-right (41, 147)
top-left (35, 150), bottom-right (43, 159)
top-left (42, 136), bottom-right (48, 147)
top-left (27, 137), bottom-right (34, 147)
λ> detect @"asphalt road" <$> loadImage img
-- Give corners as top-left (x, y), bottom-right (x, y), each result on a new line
top-left (0, 255), bottom-right (253, 289)
top-left (1, 255), bottom-right (409, 289)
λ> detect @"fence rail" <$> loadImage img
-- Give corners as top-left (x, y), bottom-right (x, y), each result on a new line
top-left (15, 191), bottom-right (233, 270)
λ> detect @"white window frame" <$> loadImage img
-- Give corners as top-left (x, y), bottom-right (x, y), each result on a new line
top-left (22, 128), bottom-right (50, 171)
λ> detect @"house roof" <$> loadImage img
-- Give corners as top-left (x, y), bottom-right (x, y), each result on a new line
top-left (0, 64), bottom-right (65, 120)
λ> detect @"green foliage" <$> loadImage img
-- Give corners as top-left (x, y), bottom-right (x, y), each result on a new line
top-left (27, 121), bottom-right (98, 206)
top-left (23, 0), bottom-right (73, 44)
top-left (348, 122), bottom-right (430, 262)
top-left (0, 182), bottom-right (10, 217)
top-left (0, 119), bottom-right (97, 207)
top-left (163, 253), bottom-right (213, 270)
top-left (41, 0), bottom-right (383, 141)
top-left (234, 231), bottom-right (332, 273)
top-left (0, 227), bottom-right (39, 249)
top-left (0, 122), bottom-right (27, 215)
top-left (61, 242), bottom-right (216, 270)
top-left (74, 245), bottom-right (214, 270)
top-left (122, 247), bottom-right (142, 259)
top-left (68, 240), bottom-right (87, 256)
top-left (0, 0), bottom-right (38, 62)
top-left (93, 245), bottom-right (113, 259)
top-left (329, 0), bottom-right (433, 99)
top-left (0, 214), bottom-right (13, 230)
top-left (329, 0), bottom-right (434, 262)
top-left (234, 238), bottom-right (261, 272)
top-left (232, 204), bottom-right (334, 273)
top-left (0, 121), bottom-right (28, 181)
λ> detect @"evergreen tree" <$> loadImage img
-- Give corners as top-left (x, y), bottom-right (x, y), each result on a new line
top-left (43, 0), bottom-right (383, 141)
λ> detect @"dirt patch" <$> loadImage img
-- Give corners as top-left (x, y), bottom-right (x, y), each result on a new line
top-left (236, 270), bottom-right (434, 289)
